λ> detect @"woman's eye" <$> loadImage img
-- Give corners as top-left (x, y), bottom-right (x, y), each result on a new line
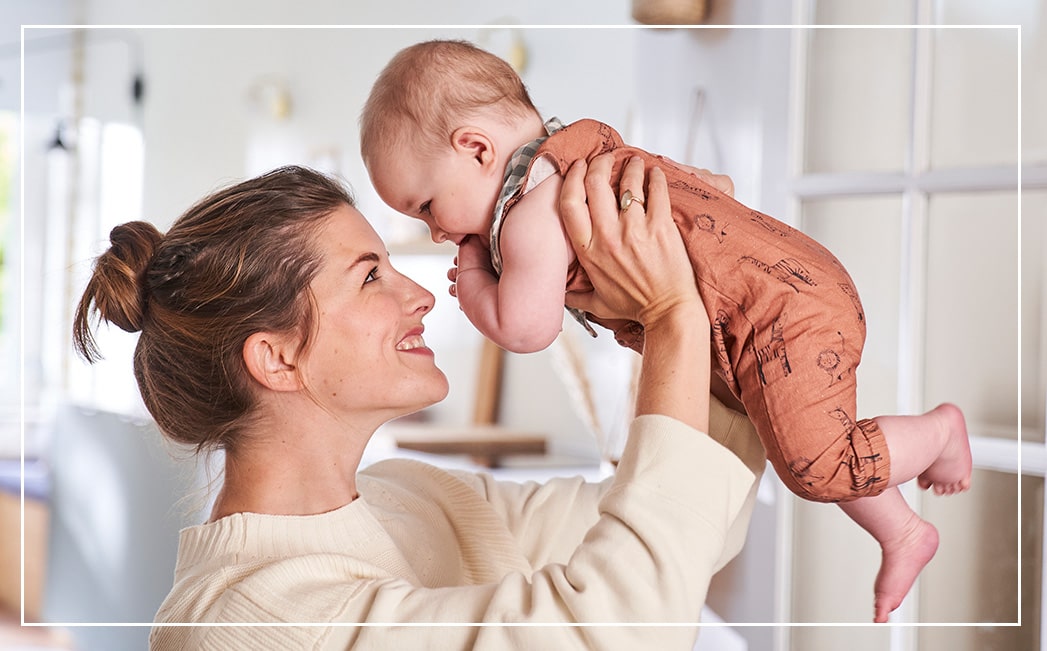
top-left (364, 267), bottom-right (380, 284)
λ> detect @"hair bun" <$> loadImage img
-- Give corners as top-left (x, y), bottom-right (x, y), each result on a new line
top-left (92, 221), bottom-right (164, 333)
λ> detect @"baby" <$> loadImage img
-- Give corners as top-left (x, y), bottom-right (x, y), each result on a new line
top-left (361, 39), bottom-right (972, 623)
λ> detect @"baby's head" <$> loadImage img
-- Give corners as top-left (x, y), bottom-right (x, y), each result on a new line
top-left (361, 39), bottom-right (544, 244)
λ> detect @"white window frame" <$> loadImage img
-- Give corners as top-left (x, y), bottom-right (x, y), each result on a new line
top-left (776, 7), bottom-right (1045, 650)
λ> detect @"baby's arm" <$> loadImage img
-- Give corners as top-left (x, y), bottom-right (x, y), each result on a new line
top-left (454, 175), bottom-right (572, 353)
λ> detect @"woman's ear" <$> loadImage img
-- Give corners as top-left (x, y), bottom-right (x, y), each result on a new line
top-left (450, 127), bottom-right (496, 169)
top-left (243, 332), bottom-right (302, 392)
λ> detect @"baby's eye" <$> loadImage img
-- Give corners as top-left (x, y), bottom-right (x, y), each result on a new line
top-left (419, 201), bottom-right (431, 215)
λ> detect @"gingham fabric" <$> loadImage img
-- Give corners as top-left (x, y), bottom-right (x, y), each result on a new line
top-left (488, 116), bottom-right (565, 275)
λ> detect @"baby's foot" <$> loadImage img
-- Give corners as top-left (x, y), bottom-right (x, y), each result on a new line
top-left (917, 403), bottom-right (972, 495)
top-left (874, 516), bottom-right (939, 623)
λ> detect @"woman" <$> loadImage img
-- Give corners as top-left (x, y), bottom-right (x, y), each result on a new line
top-left (74, 155), bottom-right (765, 650)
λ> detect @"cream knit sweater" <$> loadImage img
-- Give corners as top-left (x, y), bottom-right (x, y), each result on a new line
top-left (150, 404), bottom-right (764, 650)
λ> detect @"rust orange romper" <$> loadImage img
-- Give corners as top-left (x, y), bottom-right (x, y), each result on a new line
top-left (502, 119), bottom-right (889, 503)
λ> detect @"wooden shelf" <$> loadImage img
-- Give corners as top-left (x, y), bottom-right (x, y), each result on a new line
top-left (388, 424), bottom-right (547, 469)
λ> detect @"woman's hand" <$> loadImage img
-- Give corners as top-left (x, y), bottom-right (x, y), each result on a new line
top-left (560, 153), bottom-right (713, 432)
top-left (561, 154), bottom-right (705, 329)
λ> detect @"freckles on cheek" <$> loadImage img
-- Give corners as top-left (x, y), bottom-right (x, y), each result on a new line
top-left (317, 347), bottom-right (345, 398)
top-left (331, 364), bottom-right (342, 397)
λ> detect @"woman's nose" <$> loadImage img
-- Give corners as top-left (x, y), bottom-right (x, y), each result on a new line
top-left (404, 275), bottom-right (435, 314)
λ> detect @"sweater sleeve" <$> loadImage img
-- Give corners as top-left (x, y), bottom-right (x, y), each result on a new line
top-left (446, 470), bottom-right (609, 569)
top-left (453, 395), bottom-right (765, 573)
top-left (339, 414), bottom-right (757, 650)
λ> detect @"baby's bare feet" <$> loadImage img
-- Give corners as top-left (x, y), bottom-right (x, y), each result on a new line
top-left (917, 403), bottom-right (972, 495)
top-left (874, 516), bottom-right (939, 623)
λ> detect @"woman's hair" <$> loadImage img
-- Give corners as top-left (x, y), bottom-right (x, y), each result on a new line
top-left (73, 165), bottom-right (354, 455)
top-left (360, 39), bottom-right (539, 161)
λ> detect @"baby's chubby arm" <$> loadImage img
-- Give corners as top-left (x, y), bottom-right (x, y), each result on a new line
top-left (452, 174), bottom-right (572, 353)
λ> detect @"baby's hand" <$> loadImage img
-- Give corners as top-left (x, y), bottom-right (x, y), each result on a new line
top-left (659, 156), bottom-right (735, 197)
top-left (448, 235), bottom-right (494, 298)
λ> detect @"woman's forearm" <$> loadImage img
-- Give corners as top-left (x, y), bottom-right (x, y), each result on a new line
top-left (558, 153), bottom-right (714, 433)
top-left (635, 303), bottom-right (711, 434)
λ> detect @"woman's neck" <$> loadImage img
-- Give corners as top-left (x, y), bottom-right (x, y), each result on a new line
top-left (208, 414), bottom-right (371, 522)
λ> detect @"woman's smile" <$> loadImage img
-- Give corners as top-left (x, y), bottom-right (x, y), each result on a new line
top-left (396, 327), bottom-right (433, 354)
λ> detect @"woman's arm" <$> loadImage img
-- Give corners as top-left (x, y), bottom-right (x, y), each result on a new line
top-left (561, 154), bottom-right (711, 433)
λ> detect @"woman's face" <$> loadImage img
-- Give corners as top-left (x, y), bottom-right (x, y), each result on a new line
top-left (300, 204), bottom-right (449, 422)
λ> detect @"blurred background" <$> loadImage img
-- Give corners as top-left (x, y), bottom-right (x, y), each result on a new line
top-left (0, 1), bottom-right (1044, 650)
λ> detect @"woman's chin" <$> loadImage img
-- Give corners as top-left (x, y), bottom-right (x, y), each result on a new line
top-left (430, 371), bottom-right (450, 402)
top-left (399, 375), bottom-right (450, 417)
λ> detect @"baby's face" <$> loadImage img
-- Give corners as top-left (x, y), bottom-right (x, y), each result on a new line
top-left (367, 146), bottom-right (500, 246)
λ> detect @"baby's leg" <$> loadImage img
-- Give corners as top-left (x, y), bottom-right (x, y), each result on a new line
top-left (876, 403), bottom-right (971, 495)
top-left (838, 405), bottom-right (970, 622)
top-left (733, 315), bottom-right (970, 620)
top-left (741, 387), bottom-right (969, 623)
top-left (838, 489), bottom-right (939, 623)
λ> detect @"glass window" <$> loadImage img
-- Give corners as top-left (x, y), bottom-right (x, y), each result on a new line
top-left (65, 119), bottom-right (147, 416)
top-left (0, 112), bottom-right (16, 457)
top-left (791, 493), bottom-right (883, 624)
top-left (933, 0), bottom-right (1045, 165)
top-left (930, 27), bottom-right (1021, 169)
top-left (804, 27), bottom-right (912, 174)
top-left (0, 114), bottom-right (11, 334)
top-left (0, 113), bottom-right (14, 341)
top-left (801, 196), bottom-right (904, 416)
top-left (924, 191), bottom-right (1020, 433)
top-left (917, 472), bottom-right (1040, 649)
top-left (1021, 190), bottom-right (1046, 441)
top-left (1024, 18), bottom-right (1047, 164)
top-left (813, 0), bottom-right (914, 25)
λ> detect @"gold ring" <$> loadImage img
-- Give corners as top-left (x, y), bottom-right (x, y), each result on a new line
top-left (620, 189), bottom-right (644, 212)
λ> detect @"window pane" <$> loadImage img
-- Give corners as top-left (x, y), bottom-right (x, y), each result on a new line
top-left (791, 494), bottom-right (882, 623)
top-left (1022, 190), bottom-right (1046, 442)
top-left (804, 27), bottom-right (912, 173)
top-left (925, 192), bottom-right (1020, 436)
top-left (0, 114), bottom-right (14, 377)
top-left (930, 27), bottom-right (1020, 168)
top-left (813, 0), bottom-right (914, 24)
top-left (0, 112), bottom-right (14, 457)
top-left (66, 120), bottom-right (147, 415)
top-left (801, 196), bottom-right (903, 417)
top-left (1024, 16), bottom-right (1047, 164)
top-left (934, 0), bottom-right (1045, 165)
top-left (917, 472), bottom-right (1040, 646)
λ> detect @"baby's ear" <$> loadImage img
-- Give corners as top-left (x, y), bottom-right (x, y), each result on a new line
top-left (451, 127), bottom-right (495, 168)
